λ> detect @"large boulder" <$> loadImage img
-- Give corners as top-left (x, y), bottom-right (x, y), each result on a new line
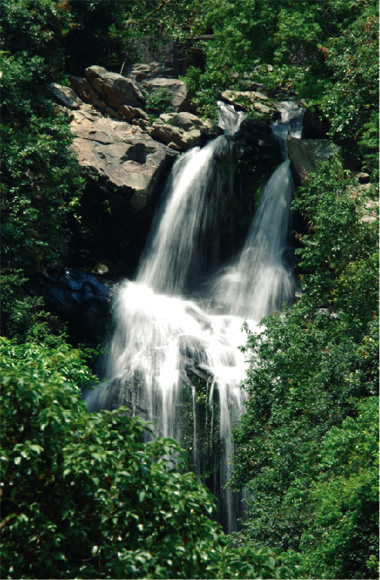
top-left (68, 102), bottom-right (177, 273)
top-left (70, 104), bottom-right (176, 209)
top-left (122, 62), bottom-right (175, 82)
top-left (49, 83), bottom-right (83, 110)
top-left (150, 112), bottom-right (215, 151)
top-left (287, 138), bottom-right (338, 177)
top-left (68, 66), bottom-right (148, 123)
top-left (31, 267), bottom-right (111, 345)
top-left (85, 65), bottom-right (146, 109)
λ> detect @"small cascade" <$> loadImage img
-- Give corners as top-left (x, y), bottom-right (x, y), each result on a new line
top-left (212, 101), bottom-right (303, 320)
top-left (86, 101), bottom-right (303, 533)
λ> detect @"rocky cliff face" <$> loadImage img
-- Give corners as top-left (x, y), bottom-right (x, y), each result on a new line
top-left (49, 63), bottom-right (285, 278)
top-left (50, 64), bottom-right (215, 276)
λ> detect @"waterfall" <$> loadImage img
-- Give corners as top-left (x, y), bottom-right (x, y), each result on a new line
top-left (86, 101), bottom-right (303, 533)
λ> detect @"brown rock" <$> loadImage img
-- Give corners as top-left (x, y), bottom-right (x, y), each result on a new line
top-left (150, 121), bottom-right (201, 151)
top-left (70, 104), bottom-right (177, 209)
top-left (85, 65), bottom-right (146, 109)
top-left (49, 83), bottom-right (83, 110)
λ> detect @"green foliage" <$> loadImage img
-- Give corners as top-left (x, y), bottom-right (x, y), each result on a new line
top-left (292, 157), bottom-right (378, 336)
top-left (62, 0), bottom-right (132, 75)
top-left (319, 9), bottom-right (379, 171)
top-left (1, 104), bottom-right (84, 270)
top-left (0, 337), bottom-right (299, 579)
top-left (231, 156), bottom-right (378, 578)
top-left (183, 0), bottom-right (378, 172)
top-left (299, 397), bottom-right (379, 579)
top-left (145, 87), bottom-right (174, 117)
top-left (124, 0), bottom-right (196, 43)
top-left (0, 0), bottom-right (70, 78)
top-left (0, 270), bottom-right (46, 342)
top-left (0, 0), bottom-right (85, 273)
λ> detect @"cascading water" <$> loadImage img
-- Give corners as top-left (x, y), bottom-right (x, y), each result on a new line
top-left (213, 102), bottom-right (303, 321)
top-left (86, 101), bottom-right (303, 533)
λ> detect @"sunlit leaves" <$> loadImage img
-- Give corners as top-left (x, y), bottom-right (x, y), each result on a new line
top-left (0, 337), bottom-right (299, 579)
top-left (231, 153), bottom-right (378, 577)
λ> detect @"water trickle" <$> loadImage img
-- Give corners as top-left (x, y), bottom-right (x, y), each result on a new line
top-left (86, 101), bottom-right (303, 532)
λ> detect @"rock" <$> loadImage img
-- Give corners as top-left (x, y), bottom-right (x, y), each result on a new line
top-left (67, 102), bottom-right (177, 273)
top-left (222, 89), bottom-right (269, 102)
top-left (287, 138), bottom-right (338, 177)
top-left (49, 83), bottom-right (83, 110)
top-left (84, 376), bottom-right (149, 417)
top-left (70, 104), bottom-right (176, 209)
top-left (31, 267), bottom-right (111, 344)
top-left (69, 67), bottom-right (148, 123)
top-left (356, 172), bottom-right (370, 184)
top-left (235, 118), bottom-right (282, 161)
top-left (151, 121), bottom-right (202, 151)
top-left (122, 61), bottom-right (175, 82)
top-left (221, 90), bottom-right (275, 118)
top-left (141, 77), bottom-right (191, 112)
top-left (85, 65), bottom-right (146, 108)
top-left (159, 112), bottom-right (212, 131)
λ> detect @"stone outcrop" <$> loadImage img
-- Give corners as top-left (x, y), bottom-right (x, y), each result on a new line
top-left (221, 89), bottom-right (276, 118)
top-left (287, 138), bottom-right (338, 177)
top-left (148, 114), bottom-right (202, 150)
top-left (122, 61), bottom-right (175, 82)
top-left (32, 267), bottom-right (111, 345)
top-left (70, 103), bottom-right (176, 210)
top-left (150, 112), bottom-right (216, 151)
top-left (49, 83), bottom-right (83, 110)
top-left (68, 66), bottom-right (148, 123)
top-left (51, 63), bottom-right (285, 274)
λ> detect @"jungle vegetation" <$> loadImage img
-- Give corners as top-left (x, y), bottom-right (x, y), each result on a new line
top-left (1, 1), bottom-right (378, 578)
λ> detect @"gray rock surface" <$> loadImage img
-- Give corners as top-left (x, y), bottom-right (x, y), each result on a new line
top-left (287, 138), bottom-right (338, 176)
top-left (221, 89), bottom-right (275, 118)
top-left (49, 83), bottom-right (83, 110)
top-left (85, 65), bottom-right (146, 109)
top-left (122, 61), bottom-right (175, 82)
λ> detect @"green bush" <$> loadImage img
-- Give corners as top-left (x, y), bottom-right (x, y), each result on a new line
top-left (0, 338), bottom-right (300, 579)
top-left (145, 88), bottom-right (174, 117)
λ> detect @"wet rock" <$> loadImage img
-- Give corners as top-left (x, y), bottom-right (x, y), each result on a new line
top-left (31, 267), bottom-right (111, 344)
top-left (287, 138), bottom-right (338, 177)
top-left (84, 376), bottom-right (149, 418)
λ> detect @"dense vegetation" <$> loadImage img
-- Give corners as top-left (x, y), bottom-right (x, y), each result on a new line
top-left (1, 0), bottom-right (378, 578)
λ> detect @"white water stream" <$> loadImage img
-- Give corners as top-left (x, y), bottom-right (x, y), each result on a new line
top-left (86, 101), bottom-right (303, 532)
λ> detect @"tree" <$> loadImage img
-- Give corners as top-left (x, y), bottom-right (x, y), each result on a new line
top-left (0, 0), bottom-right (84, 273)
top-left (0, 337), bottom-right (299, 579)
top-left (300, 397), bottom-right (379, 579)
top-left (183, 0), bottom-right (379, 176)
